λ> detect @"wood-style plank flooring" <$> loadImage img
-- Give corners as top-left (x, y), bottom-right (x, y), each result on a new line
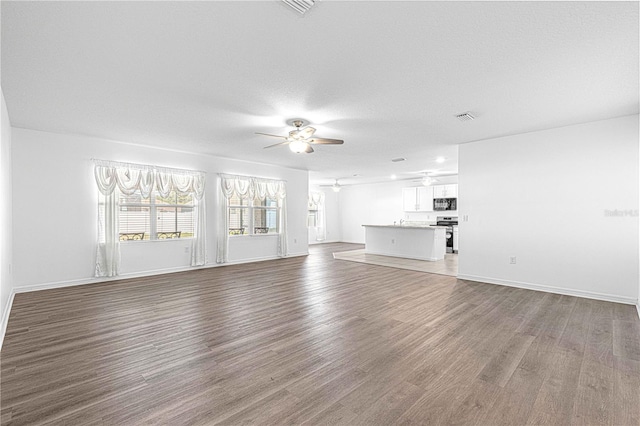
top-left (332, 247), bottom-right (458, 276)
top-left (1, 242), bottom-right (639, 425)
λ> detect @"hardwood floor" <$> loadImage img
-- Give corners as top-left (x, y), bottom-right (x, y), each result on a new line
top-left (1, 242), bottom-right (639, 425)
top-left (332, 246), bottom-right (458, 276)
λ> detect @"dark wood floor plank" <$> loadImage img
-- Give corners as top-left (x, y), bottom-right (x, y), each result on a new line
top-left (1, 242), bottom-right (638, 425)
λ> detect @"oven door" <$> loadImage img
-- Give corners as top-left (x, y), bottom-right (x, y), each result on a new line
top-left (444, 226), bottom-right (453, 252)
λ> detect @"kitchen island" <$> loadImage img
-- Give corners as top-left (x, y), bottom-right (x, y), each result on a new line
top-left (362, 224), bottom-right (447, 261)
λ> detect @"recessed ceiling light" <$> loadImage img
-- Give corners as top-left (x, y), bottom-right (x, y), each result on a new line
top-left (390, 174), bottom-right (397, 180)
top-left (391, 158), bottom-right (406, 162)
top-left (436, 157), bottom-right (446, 163)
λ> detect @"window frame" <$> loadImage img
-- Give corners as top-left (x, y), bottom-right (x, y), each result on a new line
top-left (118, 190), bottom-right (195, 242)
top-left (228, 196), bottom-right (280, 237)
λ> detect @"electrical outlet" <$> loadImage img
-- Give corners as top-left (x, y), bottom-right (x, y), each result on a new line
top-left (184, 247), bottom-right (190, 253)
top-left (510, 256), bottom-right (517, 264)
top-left (294, 238), bottom-right (297, 244)
top-left (391, 239), bottom-right (395, 244)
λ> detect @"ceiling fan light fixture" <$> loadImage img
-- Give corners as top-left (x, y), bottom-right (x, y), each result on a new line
top-left (421, 176), bottom-right (435, 186)
top-left (289, 140), bottom-right (308, 153)
top-left (331, 179), bottom-right (341, 192)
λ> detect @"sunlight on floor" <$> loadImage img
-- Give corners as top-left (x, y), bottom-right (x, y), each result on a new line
top-left (332, 249), bottom-right (458, 277)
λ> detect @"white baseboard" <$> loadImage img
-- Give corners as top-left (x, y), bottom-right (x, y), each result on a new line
top-left (11, 252), bottom-right (310, 295)
top-left (365, 250), bottom-right (442, 262)
top-left (225, 252), bottom-right (307, 265)
top-left (457, 274), bottom-right (638, 306)
top-left (309, 239), bottom-right (341, 245)
top-left (0, 289), bottom-right (15, 351)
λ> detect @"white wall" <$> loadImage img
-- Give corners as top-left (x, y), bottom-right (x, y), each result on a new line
top-left (308, 186), bottom-right (342, 244)
top-left (1, 89), bottom-right (14, 344)
top-left (458, 115), bottom-right (639, 304)
top-left (339, 177), bottom-right (458, 244)
top-left (11, 128), bottom-right (309, 290)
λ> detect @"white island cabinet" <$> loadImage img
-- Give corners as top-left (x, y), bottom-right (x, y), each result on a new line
top-left (362, 225), bottom-right (447, 261)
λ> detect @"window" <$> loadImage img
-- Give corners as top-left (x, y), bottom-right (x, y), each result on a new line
top-left (308, 197), bottom-right (319, 227)
top-left (94, 160), bottom-right (206, 277)
top-left (253, 196), bottom-right (278, 234)
top-left (217, 174), bottom-right (286, 264)
top-left (228, 194), bottom-right (279, 236)
top-left (228, 193), bottom-right (249, 235)
top-left (111, 190), bottom-right (194, 241)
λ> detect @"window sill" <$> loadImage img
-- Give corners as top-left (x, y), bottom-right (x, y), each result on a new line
top-left (120, 238), bottom-right (194, 243)
top-left (229, 234), bottom-right (280, 238)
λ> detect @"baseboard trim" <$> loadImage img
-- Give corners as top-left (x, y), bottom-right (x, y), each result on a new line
top-left (12, 252), bottom-right (310, 295)
top-left (364, 250), bottom-right (441, 262)
top-left (0, 289), bottom-right (16, 351)
top-left (457, 274), bottom-right (637, 306)
top-left (309, 239), bottom-right (341, 245)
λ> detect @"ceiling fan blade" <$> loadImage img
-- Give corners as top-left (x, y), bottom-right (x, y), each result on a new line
top-left (263, 141), bottom-right (290, 149)
top-left (255, 132), bottom-right (287, 139)
top-left (304, 144), bottom-right (314, 153)
top-left (309, 138), bottom-right (344, 145)
top-left (297, 126), bottom-right (316, 139)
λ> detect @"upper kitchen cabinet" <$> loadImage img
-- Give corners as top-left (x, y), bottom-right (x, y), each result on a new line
top-left (403, 186), bottom-right (433, 211)
top-left (433, 184), bottom-right (458, 199)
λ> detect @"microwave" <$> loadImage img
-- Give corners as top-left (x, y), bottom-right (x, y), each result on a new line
top-left (434, 198), bottom-right (457, 211)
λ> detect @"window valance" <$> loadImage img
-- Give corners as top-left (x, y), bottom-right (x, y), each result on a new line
top-left (216, 173), bottom-right (287, 264)
top-left (93, 159), bottom-right (207, 277)
top-left (219, 173), bottom-right (286, 200)
top-left (94, 159), bottom-right (205, 199)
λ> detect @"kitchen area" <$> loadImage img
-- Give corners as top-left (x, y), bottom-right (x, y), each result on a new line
top-left (309, 176), bottom-right (460, 275)
top-left (341, 180), bottom-right (460, 276)
top-left (401, 183), bottom-right (459, 254)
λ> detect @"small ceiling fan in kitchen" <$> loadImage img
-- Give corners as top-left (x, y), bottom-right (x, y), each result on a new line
top-left (409, 170), bottom-right (456, 186)
top-left (319, 178), bottom-right (345, 192)
top-left (256, 119), bottom-right (344, 154)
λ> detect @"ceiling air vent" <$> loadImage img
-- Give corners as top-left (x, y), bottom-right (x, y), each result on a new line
top-left (391, 157), bottom-right (406, 162)
top-left (455, 112), bottom-right (475, 122)
top-left (282, 0), bottom-right (317, 15)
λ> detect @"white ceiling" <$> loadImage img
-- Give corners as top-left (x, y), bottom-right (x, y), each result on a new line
top-left (2, 1), bottom-right (638, 186)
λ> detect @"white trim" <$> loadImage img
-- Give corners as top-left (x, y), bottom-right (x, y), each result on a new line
top-left (636, 302), bottom-right (640, 320)
top-left (457, 274), bottom-right (637, 305)
top-left (10, 252), bottom-right (310, 295)
top-left (365, 250), bottom-right (442, 262)
top-left (0, 289), bottom-right (16, 351)
top-left (309, 239), bottom-right (341, 245)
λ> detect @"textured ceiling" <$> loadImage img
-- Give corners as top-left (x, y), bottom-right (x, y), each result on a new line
top-left (2, 1), bottom-right (638, 186)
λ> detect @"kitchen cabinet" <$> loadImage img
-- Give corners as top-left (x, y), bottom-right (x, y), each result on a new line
top-left (433, 184), bottom-right (458, 199)
top-left (403, 186), bottom-right (433, 212)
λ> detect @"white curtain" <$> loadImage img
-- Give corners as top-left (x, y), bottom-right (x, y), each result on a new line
top-left (216, 173), bottom-right (287, 264)
top-left (309, 191), bottom-right (326, 242)
top-left (93, 160), bottom-right (206, 277)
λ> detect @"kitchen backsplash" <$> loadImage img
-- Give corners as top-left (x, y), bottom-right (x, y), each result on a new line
top-left (405, 211), bottom-right (458, 224)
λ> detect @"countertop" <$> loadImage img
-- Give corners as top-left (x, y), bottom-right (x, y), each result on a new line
top-left (362, 224), bottom-right (448, 229)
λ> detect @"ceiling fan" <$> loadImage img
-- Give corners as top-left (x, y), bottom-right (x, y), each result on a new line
top-left (256, 119), bottom-right (344, 154)
top-left (319, 179), bottom-right (344, 192)
top-left (409, 170), bottom-right (456, 186)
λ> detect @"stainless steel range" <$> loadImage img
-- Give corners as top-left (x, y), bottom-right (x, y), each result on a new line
top-left (436, 216), bottom-right (458, 254)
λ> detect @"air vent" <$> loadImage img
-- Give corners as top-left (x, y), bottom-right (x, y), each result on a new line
top-left (282, 0), bottom-right (317, 15)
top-left (391, 157), bottom-right (406, 162)
top-left (456, 112), bottom-right (475, 122)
